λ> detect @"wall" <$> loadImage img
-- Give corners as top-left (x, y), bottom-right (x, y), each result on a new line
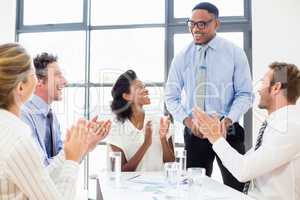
top-left (0, 0), bottom-right (16, 43)
top-left (252, 0), bottom-right (300, 139)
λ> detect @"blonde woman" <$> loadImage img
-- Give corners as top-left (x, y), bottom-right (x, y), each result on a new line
top-left (0, 43), bottom-right (111, 199)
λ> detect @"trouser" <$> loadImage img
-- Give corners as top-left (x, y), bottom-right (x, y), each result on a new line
top-left (184, 122), bottom-right (246, 192)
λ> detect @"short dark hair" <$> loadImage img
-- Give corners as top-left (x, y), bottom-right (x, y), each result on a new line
top-left (33, 52), bottom-right (57, 79)
top-left (269, 62), bottom-right (300, 103)
top-left (111, 70), bottom-right (137, 123)
top-left (192, 2), bottom-right (219, 18)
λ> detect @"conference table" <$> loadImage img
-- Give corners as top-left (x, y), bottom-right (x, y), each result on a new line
top-left (90, 171), bottom-right (255, 200)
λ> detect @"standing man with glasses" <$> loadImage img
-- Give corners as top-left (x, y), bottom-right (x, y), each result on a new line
top-left (165, 2), bottom-right (253, 191)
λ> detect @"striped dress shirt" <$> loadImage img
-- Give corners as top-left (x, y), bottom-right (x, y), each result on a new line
top-left (0, 109), bottom-right (79, 200)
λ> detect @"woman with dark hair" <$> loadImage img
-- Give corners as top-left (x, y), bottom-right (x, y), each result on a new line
top-left (107, 70), bottom-right (175, 171)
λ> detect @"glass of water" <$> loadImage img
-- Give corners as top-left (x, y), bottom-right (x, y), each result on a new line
top-left (108, 151), bottom-right (121, 182)
top-left (175, 148), bottom-right (187, 174)
top-left (164, 162), bottom-right (179, 185)
top-left (187, 167), bottom-right (206, 186)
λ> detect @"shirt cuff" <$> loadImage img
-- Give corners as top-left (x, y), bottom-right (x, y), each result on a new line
top-left (227, 112), bottom-right (238, 123)
top-left (61, 160), bottom-right (80, 179)
top-left (177, 112), bottom-right (189, 126)
top-left (212, 137), bottom-right (230, 154)
top-left (57, 151), bottom-right (66, 162)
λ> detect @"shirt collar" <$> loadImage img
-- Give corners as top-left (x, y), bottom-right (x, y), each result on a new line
top-left (206, 35), bottom-right (218, 50)
top-left (0, 108), bottom-right (30, 133)
top-left (266, 105), bottom-right (296, 125)
top-left (0, 108), bottom-right (21, 122)
top-left (195, 35), bottom-right (219, 51)
top-left (31, 95), bottom-right (51, 117)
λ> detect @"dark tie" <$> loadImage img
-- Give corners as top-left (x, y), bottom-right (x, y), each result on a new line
top-left (243, 120), bottom-right (268, 194)
top-left (47, 109), bottom-right (57, 157)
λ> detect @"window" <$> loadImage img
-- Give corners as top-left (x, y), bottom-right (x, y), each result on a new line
top-left (174, 0), bottom-right (244, 18)
top-left (89, 87), bottom-right (113, 117)
top-left (16, 0), bottom-right (252, 198)
top-left (53, 87), bottom-right (85, 136)
top-left (23, 0), bottom-right (83, 25)
top-left (90, 28), bottom-right (165, 83)
top-left (19, 31), bottom-right (86, 83)
top-left (91, 0), bottom-right (164, 25)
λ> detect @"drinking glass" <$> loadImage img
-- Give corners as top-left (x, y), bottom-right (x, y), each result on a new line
top-left (108, 151), bottom-right (121, 182)
top-left (164, 162), bottom-right (179, 185)
top-left (175, 148), bottom-right (187, 174)
top-left (187, 167), bottom-right (206, 186)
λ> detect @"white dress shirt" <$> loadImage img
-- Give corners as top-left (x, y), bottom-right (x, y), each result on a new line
top-left (213, 105), bottom-right (300, 200)
top-left (0, 109), bottom-right (79, 200)
top-left (107, 114), bottom-right (174, 171)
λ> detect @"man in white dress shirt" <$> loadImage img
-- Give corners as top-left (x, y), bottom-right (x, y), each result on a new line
top-left (192, 62), bottom-right (300, 200)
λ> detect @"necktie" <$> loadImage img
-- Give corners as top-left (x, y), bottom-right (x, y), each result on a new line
top-left (243, 120), bottom-right (268, 194)
top-left (47, 109), bottom-right (57, 157)
top-left (196, 45), bottom-right (209, 110)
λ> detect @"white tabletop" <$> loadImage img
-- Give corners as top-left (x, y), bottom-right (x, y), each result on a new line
top-left (93, 171), bottom-right (254, 200)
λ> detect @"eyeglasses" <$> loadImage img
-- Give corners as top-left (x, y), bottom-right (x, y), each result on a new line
top-left (187, 19), bottom-right (214, 30)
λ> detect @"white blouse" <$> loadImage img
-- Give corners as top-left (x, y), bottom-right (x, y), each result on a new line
top-left (0, 109), bottom-right (79, 200)
top-left (107, 114), bottom-right (174, 171)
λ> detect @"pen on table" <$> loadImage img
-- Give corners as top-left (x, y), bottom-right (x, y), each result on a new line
top-left (126, 174), bottom-right (140, 181)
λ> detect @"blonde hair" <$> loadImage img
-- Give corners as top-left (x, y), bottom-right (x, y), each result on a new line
top-left (0, 43), bottom-right (32, 109)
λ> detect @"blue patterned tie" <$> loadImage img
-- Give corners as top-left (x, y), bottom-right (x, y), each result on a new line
top-left (196, 45), bottom-right (209, 110)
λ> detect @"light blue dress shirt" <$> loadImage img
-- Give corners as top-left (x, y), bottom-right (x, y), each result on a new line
top-left (165, 35), bottom-right (254, 124)
top-left (21, 95), bottom-right (63, 165)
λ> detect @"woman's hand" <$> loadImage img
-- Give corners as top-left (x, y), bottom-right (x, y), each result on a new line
top-left (159, 116), bottom-right (171, 139)
top-left (144, 121), bottom-right (152, 147)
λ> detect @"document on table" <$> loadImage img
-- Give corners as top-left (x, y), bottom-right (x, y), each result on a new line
top-left (127, 174), bottom-right (167, 186)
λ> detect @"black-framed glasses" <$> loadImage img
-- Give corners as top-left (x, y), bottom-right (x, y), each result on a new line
top-left (187, 19), bottom-right (214, 30)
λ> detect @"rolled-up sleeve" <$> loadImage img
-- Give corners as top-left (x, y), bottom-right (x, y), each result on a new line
top-left (227, 47), bottom-right (254, 122)
top-left (165, 54), bottom-right (189, 123)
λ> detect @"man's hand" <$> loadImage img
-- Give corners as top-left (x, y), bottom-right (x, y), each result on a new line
top-left (87, 115), bottom-right (112, 152)
top-left (184, 117), bottom-right (204, 138)
top-left (192, 107), bottom-right (222, 144)
top-left (220, 117), bottom-right (232, 138)
top-left (64, 119), bottom-right (89, 163)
